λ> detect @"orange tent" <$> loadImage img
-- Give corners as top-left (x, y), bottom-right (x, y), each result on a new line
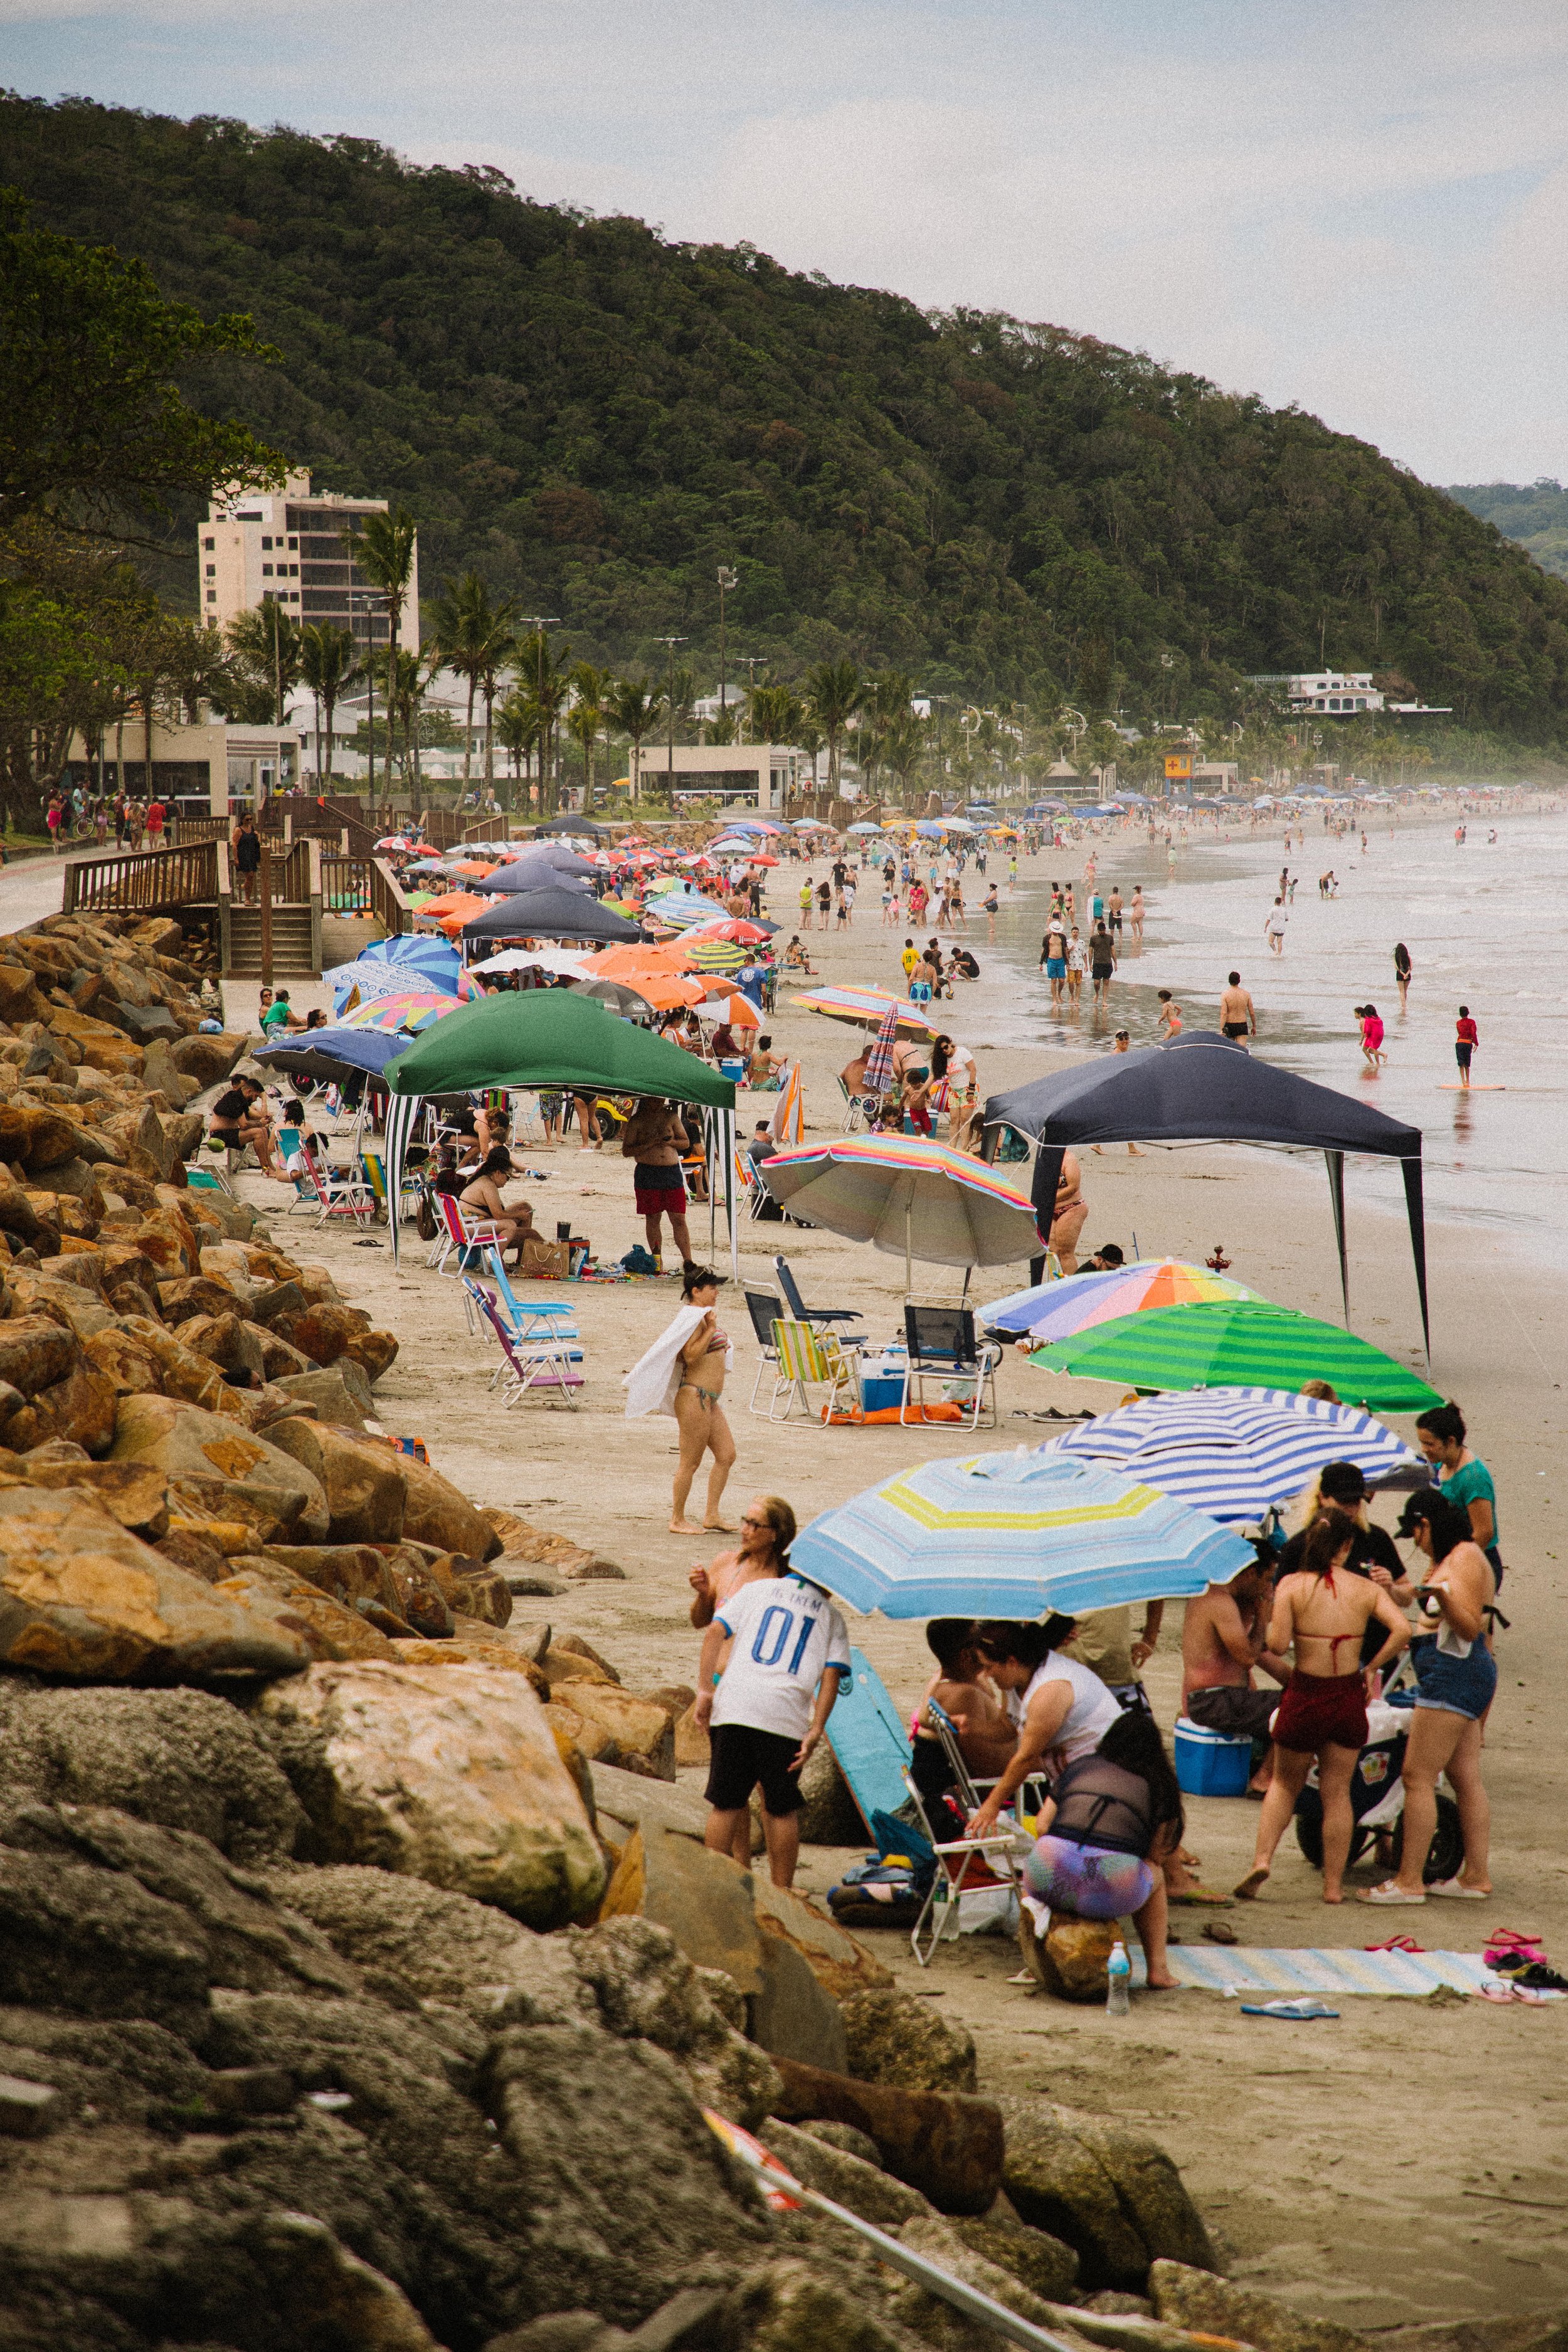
top-left (413, 893), bottom-right (489, 936)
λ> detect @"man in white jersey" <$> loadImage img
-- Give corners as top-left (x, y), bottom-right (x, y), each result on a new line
top-left (694, 1566), bottom-right (850, 1888)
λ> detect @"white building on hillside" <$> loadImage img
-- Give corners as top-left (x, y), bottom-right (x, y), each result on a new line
top-left (1249, 670), bottom-right (1385, 714)
top-left (202, 469), bottom-right (420, 653)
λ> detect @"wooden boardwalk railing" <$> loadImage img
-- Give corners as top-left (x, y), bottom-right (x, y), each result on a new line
top-left (64, 839), bottom-right (219, 917)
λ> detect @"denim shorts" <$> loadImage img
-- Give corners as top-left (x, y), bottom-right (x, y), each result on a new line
top-left (1023, 1836), bottom-right (1155, 1919)
top-left (1411, 1634), bottom-right (1497, 1720)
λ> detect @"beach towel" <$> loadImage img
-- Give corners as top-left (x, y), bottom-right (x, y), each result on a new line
top-left (622, 1306), bottom-right (734, 1420)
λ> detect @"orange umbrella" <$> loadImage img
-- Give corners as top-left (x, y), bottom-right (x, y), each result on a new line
top-left (622, 973), bottom-right (707, 1011)
top-left (413, 891), bottom-right (490, 936)
top-left (701, 992), bottom-right (761, 1029)
top-left (581, 943), bottom-right (697, 977)
top-left (447, 859), bottom-right (497, 877)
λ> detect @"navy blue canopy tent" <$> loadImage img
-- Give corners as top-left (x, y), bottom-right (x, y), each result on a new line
top-left (458, 888), bottom-right (642, 945)
top-left (253, 1027), bottom-right (406, 1088)
top-left (982, 1030), bottom-right (1429, 1353)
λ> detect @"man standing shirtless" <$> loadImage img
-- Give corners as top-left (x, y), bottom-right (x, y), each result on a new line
top-left (622, 1098), bottom-right (693, 1272)
top-left (1182, 1556), bottom-right (1290, 1792)
top-left (1219, 971), bottom-right (1255, 1043)
top-left (1050, 1147), bottom-right (1088, 1274)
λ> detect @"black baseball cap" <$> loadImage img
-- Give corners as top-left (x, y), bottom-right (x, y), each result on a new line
top-left (1318, 1460), bottom-right (1373, 1505)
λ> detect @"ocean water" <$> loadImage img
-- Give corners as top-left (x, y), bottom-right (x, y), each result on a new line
top-left (909, 812), bottom-right (1568, 1266)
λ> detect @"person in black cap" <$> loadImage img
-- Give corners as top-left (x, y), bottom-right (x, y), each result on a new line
top-left (1278, 1461), bottom-right (1404, 1666)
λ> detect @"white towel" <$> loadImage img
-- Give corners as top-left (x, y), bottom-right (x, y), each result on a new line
top-left (622, 1306), bottom-right (734, 1421)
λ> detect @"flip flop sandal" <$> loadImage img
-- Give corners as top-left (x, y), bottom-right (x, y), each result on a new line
top-left (1365, 1935), bottom-right (1426, 1953)
top-left (1203, 1922), bottom-right (1238, 1946)
top-left (1485, 1931), bottom-right (1545, 1958)
top-left (1362, 1882), bottom-right (1427, 1905)
top-left (1475, 1983), bottom-right (1516, 2005)
top-left (1427, 1878), bottom-right (1488, 1899)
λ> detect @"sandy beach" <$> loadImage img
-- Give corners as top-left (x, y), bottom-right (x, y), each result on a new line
top-left (211, 834), bottom-right (1568, 2335)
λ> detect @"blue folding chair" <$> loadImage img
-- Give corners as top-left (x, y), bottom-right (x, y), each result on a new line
top-left (484, 1248), bottom-right (580, 1345)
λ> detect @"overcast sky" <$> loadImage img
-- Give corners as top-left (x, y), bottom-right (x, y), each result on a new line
top-left (6, 0), bottom-right (1564, 485)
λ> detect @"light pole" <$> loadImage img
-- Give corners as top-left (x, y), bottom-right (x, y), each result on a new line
top-left (716, 568), bottom-right (737, 713)
top-left (655, 635), bottom-right (687, 804)
top-left (516, 617), bottom-right (559, 814)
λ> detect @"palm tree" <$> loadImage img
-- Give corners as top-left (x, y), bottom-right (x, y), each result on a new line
top-left (517, 630), bottom-right (571, 812)
top-left (567, 662), bottom-right (611, 810)
top-left (603, 676), bottom-right (665, 806)
top-left (299, 622), bottom-right (359, 785)
top-left (428, 571), bottom-right (517, 790)
top-left (496, 687), bottom-right (541, 806)
top-left (355, 505), bottom-right (418, 788)
top-left (803, 659), bottom-right (862, 797)
top-left (225, 602), bottom-right (304, 727)
top-left (881, 709), bottom-right (929, 808)
top-left (748, 682), bottom-right (802, 744)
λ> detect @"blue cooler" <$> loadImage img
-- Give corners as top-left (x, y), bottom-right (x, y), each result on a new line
top-left (1173, 1716), bottom-right (1253, 1798)
top-left (718, 1057), bottom-right (747, 1083)
top-left (859, 1357), bottom-right (908, 1414)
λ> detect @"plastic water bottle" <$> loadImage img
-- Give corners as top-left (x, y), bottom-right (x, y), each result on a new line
top-left (1106, 1939), bottom-right (1131, 2017)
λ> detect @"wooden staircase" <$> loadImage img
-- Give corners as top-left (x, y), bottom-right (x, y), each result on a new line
top-left (225, 905), bottom-right (317, 979)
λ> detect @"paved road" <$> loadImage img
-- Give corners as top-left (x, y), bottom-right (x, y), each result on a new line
top-left (0, 853), bottom-right (75, 938)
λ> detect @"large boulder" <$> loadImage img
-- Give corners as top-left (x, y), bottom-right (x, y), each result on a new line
top-left (598, 1825), bottom-right (766, 1996)
top-left (753, 1877), bottom-right (893, 2001)
top-left (213, 1565), bottom-right (403, 1665)
top-left (840, 1987), bottom-right (978, 2095)
top-left (569, 1914), bottom-right (782, 2127)
top-left (167, 1030), bottom-right (248, 1086)
top-left (396, 1453), bottom-right (496, 1557)
top-left (995, 2099), bottom-right (1214, 2291)
top-left (21, 1458), bottom-right (171, 1535)
top-left (0, 1313), bottom-right (79, 1396)
top-left (750, 1927), bottom-right (849, 2072)
top-left (262, 1416), bottom-right (408, 1544)
top-left (0, 1484), bottom-right (310, 1687)
top-left (255, 1658), bottom-right (607, 1928)
top-left (0, 1682), bottom-right (304, 1861)
top-left (2, 1358), bottom-right (119, 1455)
top-left (109, 1394), bottom-right (330, 1542)
top-left (886, 2215), bottom-right (1078, 2351)
top-left (260, 1542), bottom-right (403, 1614)
top-left (797, 1737), bottom-right (866, 1846)
top-left (557, 1680), bottom-right (675, 1781)
top-left (770, 2055), bottom-right (1004, 2217)
top-left (1148, 2263), bottom-right (1366, 2352)
top-left (271, 1361), bottom-right (375, 1428)
top-left (761, 2116), bottom-right (935, 2227)
top-left (950, 2214), bottom-right (1080, 2305)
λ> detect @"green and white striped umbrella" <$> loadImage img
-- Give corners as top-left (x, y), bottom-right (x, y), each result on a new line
top-left (1027, 1300), bottom-right (1440, 1412)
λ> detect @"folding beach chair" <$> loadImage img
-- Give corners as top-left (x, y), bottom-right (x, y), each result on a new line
top-left (905, 1699), bottom-right (1030, 1967)
top-left (484, 1248), bottom-right (580, 1348)
top-left (428, 1190), bottom-right (508, 1276)
top-left (901, 1303), bottom-right (1001, 1432)
top-left (361, 1148), bottom-right (421, 1226)
top-left (462, 1278), bottom-right (582, 1407)
top-left (300, 1142), bottom-right (374, 1230)
top-left (768, 1316), bottom-right (860, 1423)
top-left (773, 1253), bottom-right (864, 1333)
top-left (743, 1286), bottom-right (785, 1415)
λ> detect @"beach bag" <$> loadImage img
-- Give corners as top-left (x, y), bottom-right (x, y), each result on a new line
top-left (521, 1236), bottom-right (570, 1280)
top-left (415, 1185), bottom-right (439, 1243)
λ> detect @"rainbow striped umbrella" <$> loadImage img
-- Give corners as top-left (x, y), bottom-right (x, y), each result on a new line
top-left (336, 991), bottom-right (465, 1035)
top-left (760, 1133), bottom-right (1041, 1288)
top-left (792, 1448), bottom-right (1254, 1619)
top-left (789, 983), bottom-right (941, 1035)
top-left (981, 1258), bottom-right (1259, 1343)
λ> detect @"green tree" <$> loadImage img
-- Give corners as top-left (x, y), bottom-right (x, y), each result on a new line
top-left (516, 630), bottom-right (571, 812)
top-left (225, 601), bottom-right (302, 726)
top-left (428, 571), bottom-right (517, 788)
top-left (881, 709), bottom-right (929, 808)
top-left (603, 675), bottom-right (664, 804)
top-left (804, 659), bottom-right (861, 796)
top-left (299, 621), bottom-right (359, 784)
top-left (747, 682), bottom-right (801, 744)
top-left (355, 506), bottom-right (418, 791)
top-left (496, 685), bottom-right (540, 806)
top-left (568, 661), bottom-right (611, 809)
top-left (0, 186), bottom-right (283, 531)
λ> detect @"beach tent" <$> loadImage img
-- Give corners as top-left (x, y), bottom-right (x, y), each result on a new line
top-left (982, 1029), bottom-right (1429, 1353)
top-left (381, 991), bottom-right (738, 1269)
top-left (458, 889), bottom-right (642, 945)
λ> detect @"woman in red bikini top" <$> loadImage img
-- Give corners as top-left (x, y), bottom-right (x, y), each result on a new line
top-left (1235, 1517), bottom-right (1409, 1908)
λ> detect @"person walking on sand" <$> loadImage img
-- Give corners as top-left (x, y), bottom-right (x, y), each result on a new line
top-left (1394, 941), bottom-right (1412, 1014)
top-left (1158, 988), bottom-right (1182, 1037)
top-left (624, 1266), bottom-right (736, 1534)
top-left (1130, 887), bottom-right (1145, 943)
top-left (1454, 1004), bottom-right (1478, 1089)
top-left (1264, 898), bottom-right (1288, 956)
top-left (687, 1495), bottom-right (796, 1863)
top-left (1235, 1515), bottom-right (1409, 1904)
top-left (1219, 972), bottom-right (1255, 1042)
top-left (695, 1550), bottom-right (849, 1890)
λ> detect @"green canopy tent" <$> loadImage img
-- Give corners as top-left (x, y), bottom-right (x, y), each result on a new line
top-left (381, 992), bottom-right (738, 1270)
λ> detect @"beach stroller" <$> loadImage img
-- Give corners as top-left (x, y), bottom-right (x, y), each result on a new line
top-left (1292, 1655), bottom-right (1463, 1886)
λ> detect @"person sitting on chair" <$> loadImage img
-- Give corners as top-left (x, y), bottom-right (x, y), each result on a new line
top-left (458, 1145), bottom-right (536, 1266)
top-left (909, 1619), bottom-right (1018, 1813)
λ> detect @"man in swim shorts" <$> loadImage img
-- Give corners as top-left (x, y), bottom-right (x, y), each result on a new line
top-left (622, 1098), bottom-right (693, 1271)
top-left (1219, 972), bottom-right (1255, 1042)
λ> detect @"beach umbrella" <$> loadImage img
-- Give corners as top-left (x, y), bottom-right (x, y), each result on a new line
top-left (1047, 1387), bottom-right (1424, 1525)
top-left (789, 983), bottom-right (941, 1034)
top-left (458, 889), bottom-right (642, 945)
top-left (760, 1133), bottom-right (1042, 1290)
top-left (645, 891), bottom-right (734, 930)
top-left (384, 988), bottom-right (736, 1106)
top-left (412, 892), bottom-right (492, 935)
top-left (791, 1448), bottom-right (1254, 1621)
top-left (254, 1026), bottom-right (408, 1088)
top-left (847, 822), bottom-right (883, 834)
top-left (534, 815), bottom-right (601, 837)
top-left (374, 834), bottom-right (416, 852)
top-left (982, 1258), bottom-right (1259, 1343)
top-left (771, 1059), bottom-right (805, 1146)
top-left (617, 972), bottom-right (707, 1011)
top-left (569, 976), bottom-right (660, 1018)
top-left (581, 942), bottom-right (696, 977)
top-left (861, 1000), bottom-right (901, 1098)
top-left (470, 863), bottom-right (592, 894)
top-left (337, 991), bottom-right (466, 1034)
top-left (682, 919), bottom-right (773, 946)
top-left (684, 936), bottom-right (753, 973)
top-left (467, 947), bottom-right (593, 978)
top-left (1026, 1301), bottom-right (1442, 1412)
top-left (696, 991), bottom-right (761, 1029)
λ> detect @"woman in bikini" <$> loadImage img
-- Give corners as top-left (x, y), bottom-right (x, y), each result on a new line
top-left (670, 1267), bottom-right (738, 1535)
top-left (1236, 1515), bottom-right (1409, 1904)
top-left (1049, 1148), bottom-right (1089, 1276)
top-left (458, 1146), bottom-right (536, 1266)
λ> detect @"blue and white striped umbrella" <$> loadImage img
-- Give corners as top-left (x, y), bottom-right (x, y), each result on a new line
top-left (1047, 1387), bottom-right (1421, 1525)
top-left (327, 935), bottom-right (464, 1012)
top-left (645, 890), bottom-right (734, 930)
top-left (792, 1448), bottom-right (1253, 1620)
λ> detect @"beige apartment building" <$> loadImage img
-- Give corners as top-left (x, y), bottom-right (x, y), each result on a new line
top-left (202, 469), bottom-right (420, 651)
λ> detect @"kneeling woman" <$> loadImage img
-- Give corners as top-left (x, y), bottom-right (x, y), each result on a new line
top-left (1022, 1710), bottom-right (1187, 1991)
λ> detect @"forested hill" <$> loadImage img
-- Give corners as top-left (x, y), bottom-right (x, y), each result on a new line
top-left (1446, 482), bottom-right (1568, 585)
top-left (6, 90), bottom-right (1568, 738)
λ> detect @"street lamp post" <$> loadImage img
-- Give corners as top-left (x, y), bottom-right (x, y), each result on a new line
top-left (716, 568), bottom-right (738, 714)
top-left (516, 617), bottom-right (559, 814)
top-left (655, 635), bottom-right (687, 804)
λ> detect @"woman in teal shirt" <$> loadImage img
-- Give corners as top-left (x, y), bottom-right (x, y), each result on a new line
top-left (1416, 1403), bottom-right (1502, 1586)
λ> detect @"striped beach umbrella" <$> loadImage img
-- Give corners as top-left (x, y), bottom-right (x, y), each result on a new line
top-left (1048, 1387), bottom-right (1424, 1524)
top-left (861, 1001), bottom-right (901, 1098)
top-left (788, 983), bottom-right (941, 1034)
top-left (684, 936), bottom-right (752, 973)
top-left (982, 1258), bottom-right (1259, 1343)
top-left (336, 992), bottom-right (465, 1034)
top-left (645, 891), bottom-right (733, 930)
top-left (792, 1448), bottom-right (1255, 1620)
top-left (761, 1132), bottom-right (1041, 1284)
top-left (1027, 1300), bottom-right (1442, 1412)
